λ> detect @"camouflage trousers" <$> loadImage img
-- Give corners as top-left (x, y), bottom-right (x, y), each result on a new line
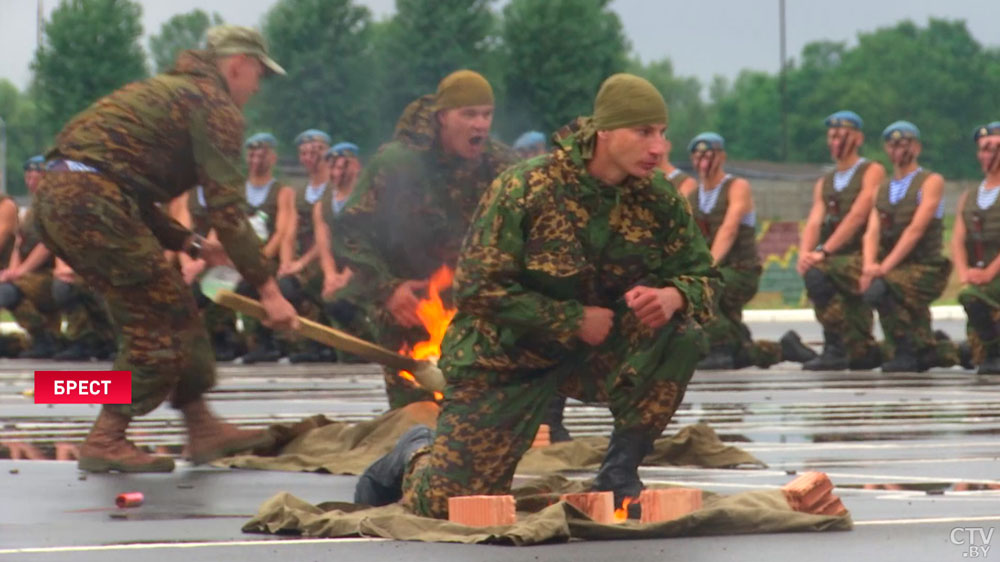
top-left (34, 171), bottom-right (215, 417)
top-left (7, 271), bottom-right (61, 339)
top-left (703, 265), bottom-right (781, 367)
top-left (55, 278), bottom-right (115, 346)
top-left (957, 278), bottom-right (1000, 364)
top-left (873, 257), bottom-right (957, 366)
top-left (400, 314), bottom-right (703, 519)
top-left (808, 255), bottom-right (879, 360)
top-left (278, 264), bottom-right (328, 353)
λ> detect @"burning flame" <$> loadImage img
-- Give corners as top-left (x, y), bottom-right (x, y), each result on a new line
top-left (399, 265), bottom-right (455, 402)
top-left (613, 497), bottom-right (636, 522)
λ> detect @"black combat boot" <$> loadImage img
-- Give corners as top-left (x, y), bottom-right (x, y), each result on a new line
top-left (591, 428), bottom-right (655, 519)
top-left (18, 332), bottom-right (61, 359)
top-left (803, 332), bottom-right (849, 371)
top-left (780, 330), bottom-right (819, 363)
top-left (53, 338), bottom-right (96, 361)
top-left (240, 333), bottom-right (282, 364)
top-left (848, 345), bottom-right (882, 370)
top-left (881, 338), bottom-right (925, 373)
top-left (696, 347), bottom-right (735, 370)
top-left (354, 425), bottom-right (434, 506)
top-left (544, 395), bottom-right (572, 442)
top-left (961, 299), bottom-right (1000, 375)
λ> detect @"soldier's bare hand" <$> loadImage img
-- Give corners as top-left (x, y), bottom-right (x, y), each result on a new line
top-left (577, 306), bottom-right (614, 346)
top-left (627, 286), bottom-right (684, 329)
top-left (199, 238), bottom-right (229, 267)
top-left (181, 260), bottom-right (205, 285)
top-left (387, 279), bottom-right (429, 328)
top-left (968, 268), bottom-right (991, 286)
top-left (258, 281), bottom-right (299, 331)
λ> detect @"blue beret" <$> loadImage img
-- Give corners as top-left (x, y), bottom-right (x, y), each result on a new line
top-left (294, 129), bottom-right (331, 146)
top-left (244, 132), bottom-right (278, 149)
top-left (824, 110), bottom-right (863, 130)
top-left (882, 120), bottom-right (920, 141)
top-left (973, 121), bottom-right (1000, 142)
top-left (687, 132), bottom-right (725, 153)
top-left (23, 155), bottom-right (45, 171)
top-left (513, 131), bottom-right (546, 150)
top-left (328, 142), bottom-right (359, 157)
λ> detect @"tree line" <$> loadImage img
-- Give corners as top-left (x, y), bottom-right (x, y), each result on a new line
top-left (2, 0), bottom-right (999, 195)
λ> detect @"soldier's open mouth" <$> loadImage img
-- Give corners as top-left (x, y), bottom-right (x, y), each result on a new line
top-left (469, 136), bottom-right (484, 146)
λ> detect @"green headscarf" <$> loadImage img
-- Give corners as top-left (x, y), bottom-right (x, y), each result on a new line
top-left (577, 73), bottom-right (669, 158)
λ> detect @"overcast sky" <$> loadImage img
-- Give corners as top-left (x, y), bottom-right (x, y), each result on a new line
top-left (1, 0), bottom-right (997, 93)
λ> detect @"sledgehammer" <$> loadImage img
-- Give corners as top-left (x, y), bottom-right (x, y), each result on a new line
top-left (200, 265), bottom-right (446, 392)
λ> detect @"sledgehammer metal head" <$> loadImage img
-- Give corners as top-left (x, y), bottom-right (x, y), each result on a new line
top-left (200, 266), bottom-right (446, 393)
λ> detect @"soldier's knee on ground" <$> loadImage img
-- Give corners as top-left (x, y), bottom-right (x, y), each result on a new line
top-left (861, 278), bottom-right (890, 309)
top-left (0, 282), bottom-right (22, 309)
top-left (51, 279), bottom-right (80, 309)
top-left (277, 276), bottom-right (303, 308)
top-left (804, 267), bottom-right (835, 307)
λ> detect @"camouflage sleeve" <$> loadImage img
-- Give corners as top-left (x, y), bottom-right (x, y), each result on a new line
top-left (453, 170), bottom-right (584, 342)
top-left (657, 194), bottom-right (719, 325)
top-left (189, 99), bottom-right (271, 287)
top-left (139, 201), bottom-right (190, 251)
top-left (332, 158), bottom-right (404, 305)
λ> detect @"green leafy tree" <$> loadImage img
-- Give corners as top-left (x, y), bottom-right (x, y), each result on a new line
top-left (1, 81), bottom-right (46, 196)
top-left (711, 70), bottom-right (782, 161)
top-left (499, 0), bottom-right (628, 139)
top-left (149, 9), bottom-right (223, 73)
top-left (31, 0), bottom-right (147, 138)
top-left (253, 0), bottom-right (377, 153)
top-left (375, 0), bottom-right (498, 139)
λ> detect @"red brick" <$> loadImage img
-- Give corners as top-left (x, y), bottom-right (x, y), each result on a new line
top-left (560, 491), bottom-right (615, 524)
top-left (638, 488), bottom-right (703, 523)
top-left (448, 495), bottom-right (517, 527)
top-left (531, 424), bottom-right (551, 448)
top-left (782, 471), bottom-right (846, 515)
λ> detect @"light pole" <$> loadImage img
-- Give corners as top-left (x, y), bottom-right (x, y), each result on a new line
top-left (779, 0), bottom-right (788, 161)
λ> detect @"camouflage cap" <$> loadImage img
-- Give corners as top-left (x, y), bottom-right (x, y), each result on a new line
top-left (433, 70), bottom-right (494, 111)
top-left (205, 25), bottom-right (285, 76)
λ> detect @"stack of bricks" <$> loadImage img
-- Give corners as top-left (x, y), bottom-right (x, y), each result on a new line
top-left (447, 495), bottom-right (517, 527)
top-left (531, 424), bottom-right (551, 448)
top-left (637, 488), bottom-right (703, 523)
top-left (782, 471), bottom-right (848, 516)
top-left (559, 491), bottom-right (615, 523)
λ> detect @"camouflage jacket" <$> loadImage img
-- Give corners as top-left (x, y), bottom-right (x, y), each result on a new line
top-left (333, 94), bottom-right (516, 305)
top-left (439, 118), bottom-right (718, 372)
top-left (48, 50), bottom-right (270, 286)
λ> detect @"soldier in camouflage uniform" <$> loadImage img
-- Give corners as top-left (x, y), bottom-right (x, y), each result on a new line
top-left (859, 121), bottom-right (958, 372)
top-left (685, 133), bottom-right (817, 369)
top-left (798, 111), bottom-right (886, 370)
top-left (229, 132), bottom-right (297, 363)
top-left (333, 70), bottom-right (519, 408)
top-left (50, 257), bottom-right (115, 361)
top-left (355, 74), bottom-right (718, 520)
top-left (312, 142), bottom-right (379, 359)
top-left (952, 122), bottom-right (1000, 375)
top-left (33, 26), bottom-right (297, 473)
top-left (0, 155), bottom-right (62, 359)
top-left (274, 129), bottom-right (335, 363)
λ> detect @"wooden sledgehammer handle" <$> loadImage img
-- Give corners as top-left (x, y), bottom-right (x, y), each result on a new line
top-left (216, 290), bottom-right (421, 373)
